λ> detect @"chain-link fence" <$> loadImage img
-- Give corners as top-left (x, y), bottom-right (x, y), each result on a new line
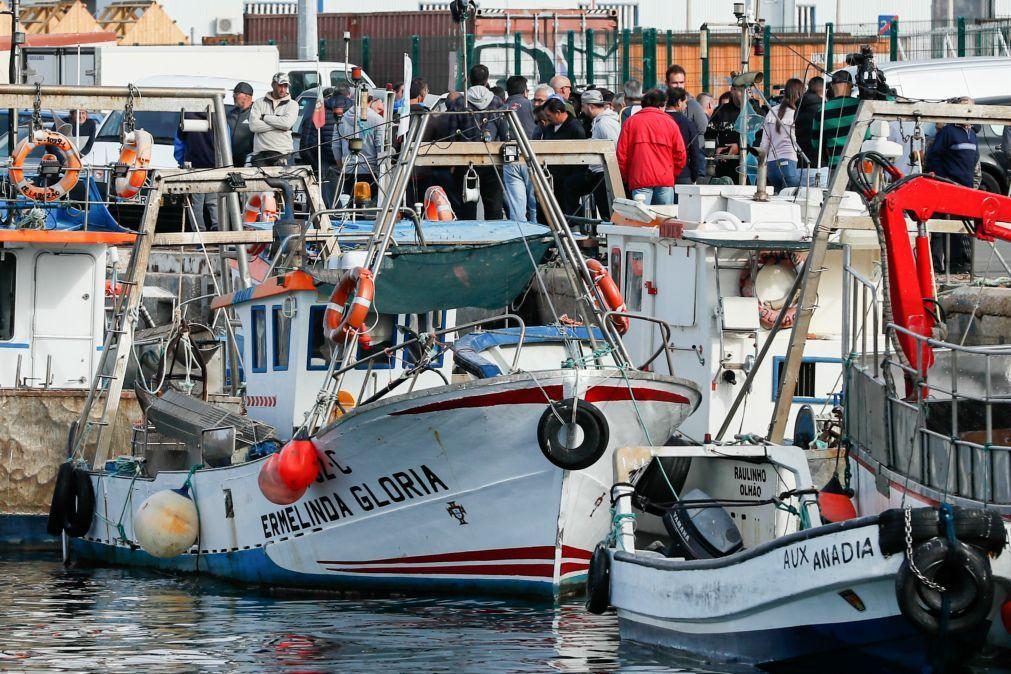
top-left (250, 17), bottom-right (1011, 97)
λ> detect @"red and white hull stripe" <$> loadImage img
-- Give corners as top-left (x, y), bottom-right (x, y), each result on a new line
top-left (318, 545), bottom-right (592, 580)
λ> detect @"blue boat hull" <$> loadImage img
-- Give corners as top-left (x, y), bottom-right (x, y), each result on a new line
top-left (0, 515), bottom-right (57, 550)
top-left (619, 612), bottom-right (989, 673)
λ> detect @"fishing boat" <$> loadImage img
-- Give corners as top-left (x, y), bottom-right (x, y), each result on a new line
top-left (0, 81), bottom-right (274, 548)
top-left (589, 100), bottom-right (1011, 671)
top-left (0, 173), bottom-right (148, 547)
top-left (591, 442), bottom-right (1006, 672)
top-left (60, 111), bottom-right (700, 596)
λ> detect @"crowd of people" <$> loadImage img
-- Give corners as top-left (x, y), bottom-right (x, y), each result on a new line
top-left (200, 63), bottom-right (982, 274)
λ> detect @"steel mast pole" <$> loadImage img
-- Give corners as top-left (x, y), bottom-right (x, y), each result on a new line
top-left (7, 0), bottom-right (21, 158)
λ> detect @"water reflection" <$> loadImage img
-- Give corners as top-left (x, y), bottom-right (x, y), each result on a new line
top-left (0, 554), bottom-right (720, 673)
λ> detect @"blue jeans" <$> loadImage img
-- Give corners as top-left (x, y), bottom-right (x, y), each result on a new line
top-left (503, 163), bottom-right (537, 222)
top-left (767, 159), bottom-right (800, 190)
top-left (631, 186), bottom-right (674, 205)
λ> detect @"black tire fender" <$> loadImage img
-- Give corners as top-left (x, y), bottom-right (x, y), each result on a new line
top-left (46, 462), bottom-right (75, 537)
top-left (63, 468), bottom-right (95, 538)
top-left (879, 507), bottom-right (1007, 555)
top-left (537, 398), bottom-right (609, 471)
top-left (585, 543), bottom-right (611, 614)
top-left (895, 537), bottom-right (995, 635)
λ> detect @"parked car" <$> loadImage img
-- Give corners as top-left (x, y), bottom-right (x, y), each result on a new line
top-left (281, 60), bottom-right (375, 98)
top-left (848, 57), bottom-right (1011, 194)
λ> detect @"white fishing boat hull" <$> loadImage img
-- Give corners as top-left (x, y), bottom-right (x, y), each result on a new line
top-left (610, 518), bottom-right (996, 671)
top-left (72, 368), bottom-right (698, 596)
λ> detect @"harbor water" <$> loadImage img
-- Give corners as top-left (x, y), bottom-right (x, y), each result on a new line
top-left (0, 553), bottom-right (724, 674)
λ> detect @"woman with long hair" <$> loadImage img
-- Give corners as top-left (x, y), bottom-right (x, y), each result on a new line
top-left (759, 77), bottom-right (805, 189)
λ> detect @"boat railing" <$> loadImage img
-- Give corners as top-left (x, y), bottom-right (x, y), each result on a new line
top-left (850, 317), bottom-right (1011, 504)
top-left (329, 314), bottom-right (529, 386)
top-left (604, 310), bottom-right (678, 373)
top-left (842, 261), bottom-right (881, 378)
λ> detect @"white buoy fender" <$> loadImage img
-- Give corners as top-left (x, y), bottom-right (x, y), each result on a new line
top-left (134, 489), bottom-right (199, 558)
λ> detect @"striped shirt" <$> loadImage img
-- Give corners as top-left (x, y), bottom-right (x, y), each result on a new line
top-left (811, 95), bottom-right (860, 169)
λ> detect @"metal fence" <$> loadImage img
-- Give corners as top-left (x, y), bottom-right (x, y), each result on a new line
top-left (251, 18), bottom-right (1011, 96)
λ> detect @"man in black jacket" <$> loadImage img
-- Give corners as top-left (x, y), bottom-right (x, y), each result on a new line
top-left (175, 113), bottom-right (218, 231)
top-left (227, 82), bottom-right (254, 165)
top-left (666, 88), bottom-right (706, 190)
top-left (454, 64), bottom-right (509, 219)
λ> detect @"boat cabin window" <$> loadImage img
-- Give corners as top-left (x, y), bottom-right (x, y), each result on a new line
top-left (251, 306), bottom-right (267, 373)
top-left (0, 252), bottom-right (14, 341)
top-left (624, 250), bottom-right (645, 312)
top-left (305, 305), bottom-right (397, 370)
top-left (272, 305), bottom-right (291, 371)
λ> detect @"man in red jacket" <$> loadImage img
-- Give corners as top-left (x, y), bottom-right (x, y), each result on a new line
top-left (616, 89), bottom-right (686, 205)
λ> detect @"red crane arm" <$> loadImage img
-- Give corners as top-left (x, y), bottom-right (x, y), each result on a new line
top-left (877, 175), bottom-right (1011, 375)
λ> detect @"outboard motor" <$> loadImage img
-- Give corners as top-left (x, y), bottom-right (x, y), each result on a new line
top-left (663, 488), bottom-right (743, 560)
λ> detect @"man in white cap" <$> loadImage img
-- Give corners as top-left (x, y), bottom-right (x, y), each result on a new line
top-left (249, 71), bottom-right (299, 166)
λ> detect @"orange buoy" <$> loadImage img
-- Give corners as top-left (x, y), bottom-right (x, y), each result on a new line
top-left (323, 266), bottom-right (375, 344)
top-left (115, 129), bottom-right (153, 199)
top-left (277, 438), bottom-right (320, 491)
top-left (257, 453), bottom-right (307, 505)
top-left (423, 185), bottom-right (455, 221)
top-left (586, 258), bottom-right (630, 335)
top-left (818, 475), bottom-right (857, 523)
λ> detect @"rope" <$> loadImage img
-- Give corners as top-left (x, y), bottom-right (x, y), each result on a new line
top-left (608, 509), bottom-right (637, 547)
top-left (181, 463), bottom-right (204, 570)
top-left (92, 463), bottom-right (142, 546)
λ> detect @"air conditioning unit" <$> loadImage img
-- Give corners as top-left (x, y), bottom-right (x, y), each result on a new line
top-left (215, 16), bottom-right (240, 35)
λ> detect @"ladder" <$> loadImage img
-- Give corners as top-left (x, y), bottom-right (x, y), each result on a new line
top-left (71, 196), bottom-right (162, 467)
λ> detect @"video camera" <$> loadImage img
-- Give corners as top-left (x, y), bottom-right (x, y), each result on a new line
top-left (844, 45), bottom-right (892, 100)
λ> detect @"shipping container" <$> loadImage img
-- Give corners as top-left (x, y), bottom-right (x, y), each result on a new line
top-left (243, 8), bottom-right (620, 92)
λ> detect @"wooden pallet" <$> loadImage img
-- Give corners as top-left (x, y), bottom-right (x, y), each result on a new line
top-left (97, 0), bottom-right (188, 45)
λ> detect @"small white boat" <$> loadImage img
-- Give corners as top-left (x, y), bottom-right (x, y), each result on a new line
top-left (592, 443), bottom-right (1008, 671)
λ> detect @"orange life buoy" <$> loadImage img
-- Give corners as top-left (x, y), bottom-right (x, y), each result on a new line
top-left (243, 191), bottom-right (279, 224)
top-left (115, 129), bottom-right (153, 199)
top-left (9, 130), bottom-right (82, 201)
top-left (740, 251), bottom-right (807, 330)
top-left (423, 185), bottom-right (455, 221)
top-left (586, 258), bottom-right (630, 335)
top-left (323, 267), bottom-right (375, 346)
top-left (243, 192), bottom-right (280, 258)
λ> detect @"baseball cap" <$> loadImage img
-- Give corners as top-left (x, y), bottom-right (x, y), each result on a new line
top-left (581, 89), bottom-right (605, 106)
top-left (831, 70), bottom-right (853, 85)
top-left (272, 72), bottom-right (291, 86)
top-left (233, 81), bottom-right (254, 95)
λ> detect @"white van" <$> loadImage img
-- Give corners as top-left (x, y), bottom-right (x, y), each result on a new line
top-left (862, 56), bottom-right (1011, 100)
top-left (281, 60), bottom-right (376, 98)
top-left (847, 57), bottom-right (1011, 192)
top-left (89, 74), bottom-right (271, 178)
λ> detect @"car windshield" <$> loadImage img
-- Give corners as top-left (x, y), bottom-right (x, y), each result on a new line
top-left (288, 70), bottom-right (357, 98)
top-left (97, 108), bottom-right (234, 145)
